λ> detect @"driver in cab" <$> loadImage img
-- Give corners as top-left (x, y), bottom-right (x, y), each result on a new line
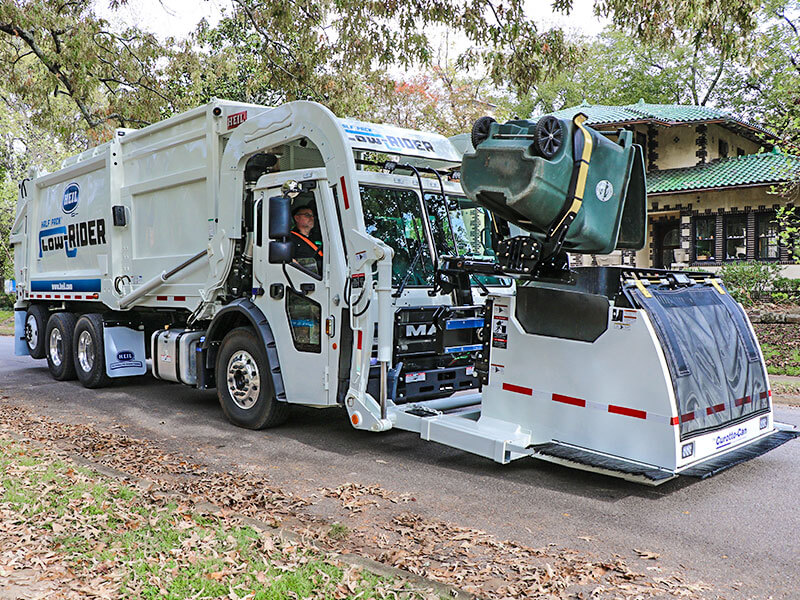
top-left (290, 203), bottom-right (323, 275)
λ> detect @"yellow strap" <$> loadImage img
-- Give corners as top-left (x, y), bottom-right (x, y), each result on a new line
top-left (634, 277), bottom-right (652, 298)
top-left (551, 113), bottom-right (594, 233)
top-left (710, 278), bottom-right (726, 295)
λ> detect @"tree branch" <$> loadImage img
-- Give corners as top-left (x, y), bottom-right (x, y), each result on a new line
top-left (701, 47), bottom-right (726, 105)
top-left (0, 23), bottom-right (103, 128)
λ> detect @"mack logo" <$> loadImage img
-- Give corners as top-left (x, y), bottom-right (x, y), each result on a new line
top-left (405, 324), bottom-right (436, 337)
top-left (62, 183), bottom-right (80, 214)
top-left (715, 427), bottom-right (747, 449)
top-left (116, 351), bottom-right (135, 361)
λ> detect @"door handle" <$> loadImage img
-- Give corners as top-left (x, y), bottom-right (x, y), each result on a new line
top-left (269, 283), bottom-right (284, 299)
top-left (300, 282), bottom-right (315, 295)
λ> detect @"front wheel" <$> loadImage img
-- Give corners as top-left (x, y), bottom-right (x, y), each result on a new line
top-left (73, 314), bottom-right (110, 389)
top-left (216, 327), bottom-right (289, 430)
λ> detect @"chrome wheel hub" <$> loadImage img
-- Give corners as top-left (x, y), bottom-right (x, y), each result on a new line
top-left (26, 314), bottom-right (38, 349)
top-left (226, 350), bottom-right (260, 410)
top-left (77, 330), bottom-right (94, 373)
top-left (49, 328), bottom-right (63, 367)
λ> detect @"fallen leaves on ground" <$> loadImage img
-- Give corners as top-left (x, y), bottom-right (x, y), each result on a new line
top-left (0, 435), bottom-right (440, 600)
top-left (0, 404), bottom-right (713, 599)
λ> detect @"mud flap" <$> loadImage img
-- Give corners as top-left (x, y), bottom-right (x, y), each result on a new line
top-left (679, 429), bottom-right (800, 479)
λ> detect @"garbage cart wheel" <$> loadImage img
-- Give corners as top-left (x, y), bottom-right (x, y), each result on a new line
top-left (534, 115), bottom-right (565, 159)
top-left (45, 312), bottom-right (77, 381)
top-left (216, 327), bottom-right (289, 430)
top-left (25, 304), bottom-right (49, 359)
top-left (73, 314), bottom-right (110, 389)
top-left (471, 116), bottom-right (496, 149)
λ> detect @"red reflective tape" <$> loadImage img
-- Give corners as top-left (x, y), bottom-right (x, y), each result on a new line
top-left (759, 391), bottom-right (769, 400)
top-left (340, 176), bottom-right (349, 210)
top-left (734, 396), bottom-right (751, 407)
top-left (502, 382), bottom-right (533, 396)
top-left (45, 295), bottom-right (51, 299)
top-left (681, 411), bottom-right (695, 421)
top-left (608, 404), bottom-right (647, 420)
top-left (552, 393), bottom-right (585, 407)
top-left (670, 416), bottom-right (680, 426)
top-left (174, 296), bottom-right (186, 301)
top-left (706, 403), bottom-right (725, 415)
top-left (64, 295), bottom-right (71, 299)
top-left (156, 296), bottom-right (168, 301)
top-left (357, 329), bottom-right (363, 350)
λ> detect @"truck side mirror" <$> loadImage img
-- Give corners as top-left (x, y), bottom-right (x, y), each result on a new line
top-left (269, 240), bottom-right (293, 263)
top-left (268, 195), bottom-right (293, 264)
top-left (269, 196), bottom-right (291, 239)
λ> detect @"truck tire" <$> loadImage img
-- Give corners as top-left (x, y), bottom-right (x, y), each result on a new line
top-left (25, 304), bottom-right (49, 359)
top-left (73, 314), bottom-right (110, 389)
top-left (216, 327), bottom-right (289, 430)
top-left (45, 312), bottom-right (77, 381)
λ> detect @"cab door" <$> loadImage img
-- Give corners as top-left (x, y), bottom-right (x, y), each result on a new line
top-left (252, 181), bottom-right (332, 406)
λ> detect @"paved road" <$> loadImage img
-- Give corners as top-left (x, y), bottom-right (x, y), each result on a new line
top-left (2, 335), bottom-right (798, 599)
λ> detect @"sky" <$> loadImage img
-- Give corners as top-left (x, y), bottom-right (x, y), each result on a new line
top-left (94, 0), bottom-right (609, 42)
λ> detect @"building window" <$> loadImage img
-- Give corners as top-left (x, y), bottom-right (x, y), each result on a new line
top-left (694, 216), bottom-right (716, 261)
top-left (757, 212), bottom-right (779, 259)
top-left (737, 147), bottom-right (745, 157)
top-left (719, 139), bottom-right (729, 159)
top-left (635, 131), bottom-right (647, 150)
top-left (724, 214), bottom-right (747, 260)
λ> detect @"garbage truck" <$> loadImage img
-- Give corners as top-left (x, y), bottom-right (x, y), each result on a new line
top-left (10, 99), bottom-right (797, 484)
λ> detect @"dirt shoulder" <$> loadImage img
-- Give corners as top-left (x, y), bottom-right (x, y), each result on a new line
top-left (0, 403), bottom-right (714, 600)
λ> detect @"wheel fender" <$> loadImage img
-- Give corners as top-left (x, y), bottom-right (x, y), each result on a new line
top-left (204, 298), bottom-right (286, 401)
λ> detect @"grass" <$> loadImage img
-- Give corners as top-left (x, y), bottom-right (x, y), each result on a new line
top-left (0, 438), bottom-right (440, 599)
top-left (327, 522), bottom-right (351, 540)
top-left (0, 309), bottom-right (12, 336)
top-left (762, 344), bottom-right (800, 377)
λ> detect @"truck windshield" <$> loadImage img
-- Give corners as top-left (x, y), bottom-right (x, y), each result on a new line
top-left (360, 185), bottom-right (508, 287)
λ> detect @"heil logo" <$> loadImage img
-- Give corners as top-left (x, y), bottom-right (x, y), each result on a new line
top-left (117, 351), bottom-right (135, 361)
top-left (62, 183), bottom-right (80, 214)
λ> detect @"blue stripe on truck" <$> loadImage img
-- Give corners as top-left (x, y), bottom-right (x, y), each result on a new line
top-left (30, 279), bottom-right (101, 292)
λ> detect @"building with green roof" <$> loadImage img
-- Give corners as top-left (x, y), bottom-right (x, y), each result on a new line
top-left (551, 101), bottom-right (799, 275)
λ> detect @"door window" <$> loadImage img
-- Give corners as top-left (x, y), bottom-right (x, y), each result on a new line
top-left (286, 288), bottom-right (321, 353)
top-left (288, 192), bottom-right (324, 279)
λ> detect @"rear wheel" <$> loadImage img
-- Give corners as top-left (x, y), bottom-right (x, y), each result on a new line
top-left (216, 327), bottom-right (289, 430)
top-left (534, 115), bottom-right (565, 159)
top-left (471, 116), bottom-right (496, 149)
top-left (25, 304), bottom-right (49, 359)
top-left (73, 314), bottom-right (110, 389)
top-left (45, 312), bottom-right (77, 380)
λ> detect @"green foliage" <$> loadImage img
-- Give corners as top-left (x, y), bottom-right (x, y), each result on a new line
top-left (775, 205), bottom-right (800, 262)
top-left (719, 260), bottom-right (783, 305)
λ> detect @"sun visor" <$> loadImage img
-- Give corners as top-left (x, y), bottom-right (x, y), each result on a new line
top-left (339, 120), bottom-right (462, 163)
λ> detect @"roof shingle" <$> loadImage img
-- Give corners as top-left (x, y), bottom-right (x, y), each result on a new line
top-left (647, 151), bottom-right (800, 194)
top-left (549, 100), bottom-right (774, 138)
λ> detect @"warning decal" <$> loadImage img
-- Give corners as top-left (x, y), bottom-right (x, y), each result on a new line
top-left (610, 307), bottom-right (637, 330)
top-left (492, 315), bottom-right (508, 349)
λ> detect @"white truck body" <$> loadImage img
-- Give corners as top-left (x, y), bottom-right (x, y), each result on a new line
top-left (10, 100), bottom-right (797, 485)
